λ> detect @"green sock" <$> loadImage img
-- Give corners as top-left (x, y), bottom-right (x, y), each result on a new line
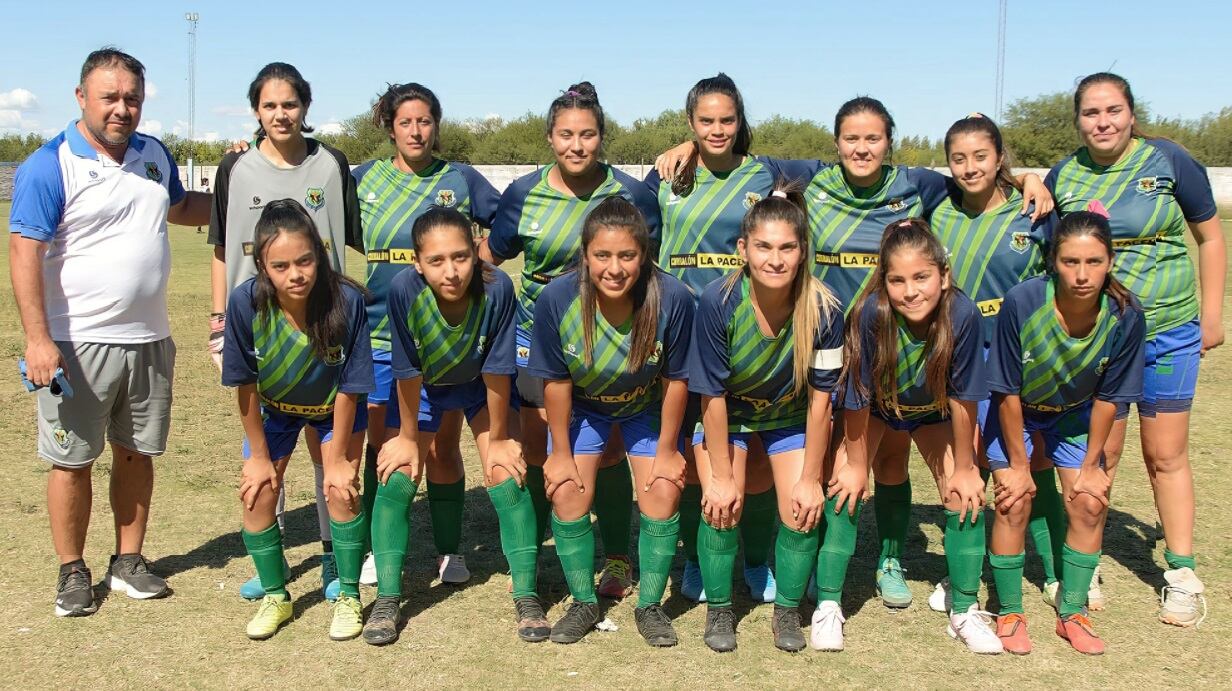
top-left (330, 510), bottom-right (369, 599)
top-left (242, 523), bottom-right (288, 597)
top-left (773, 525), bottom-right (819, 608)
top-left (816, 496), bottom-right (861, 604)
top-left (739, 489), bottom-right (777, 567)
top-left (524, 465), bottom-right (550, 546)
top-left (679, 484), bottom-right (703, 563)
top-left (874, 480), bottom-right (911, 563)
top-left (1030, 468), bottom-right (1064, 583)
top-left (427, 479), bottom-right (466, 555)
top-left (552, 514), bottom-right (597, 604)
top-left (362, 444), bottom-right (379, 554)
top-left (1059, 544), bottom-right (1101, 617)
top-left (371, 472), bottom-right (417, 598)
top-left (989, 552), bottom-right (1026, 615)
top-left (593, 461), bottom-right (633, 557)
top-left (945, 509), bottom-right (985, 613)
top-left (698, 520), bottom-right (739, 608)
top-left (636, 513), bottom-right (680, 608)
top-left (1164, 549), bottom-right (1196, 571)
top-left (487, 478), bottom-right (540, 599)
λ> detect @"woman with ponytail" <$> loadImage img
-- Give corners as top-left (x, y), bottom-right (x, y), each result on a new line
top-left (686, 186), bottom-right (843, 653)
top-left (984, 210), bottom-right (1146, 655)
top-left (816, 219), bottom-right (994, 654)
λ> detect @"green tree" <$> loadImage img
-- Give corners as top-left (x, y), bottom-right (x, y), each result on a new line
top-left (0, 133), bottom-right (46, 162)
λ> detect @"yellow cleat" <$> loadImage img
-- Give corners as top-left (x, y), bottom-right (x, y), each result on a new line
top-left (247, 593), bottom-right (292, 640)
top-left (329, 595), bottom-right (363, 641)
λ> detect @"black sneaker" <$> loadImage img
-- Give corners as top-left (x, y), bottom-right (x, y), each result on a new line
top-left (772, 604), bottom-right (806, 652)
top-left (703, 606), bottom-right (737, 652)
top-left (549, 601), bottom-right (601, 644)
top-left (514, 596), bottom-right (551, 643)
top-left (634, 604), bottom-right (678, 647)
top-left (107, 554), bottom-right (169, 599)
top-left (362, 595), bottom-right (401, 646)
top-left (55, 562), bottom-right (97, 617)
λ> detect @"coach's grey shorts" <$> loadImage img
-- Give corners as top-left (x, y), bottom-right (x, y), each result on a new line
top-left (37, 338), bottom-right (176, 468)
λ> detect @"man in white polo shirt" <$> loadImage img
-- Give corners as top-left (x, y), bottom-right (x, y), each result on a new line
top-left (8, 48), bottom-right (210, 617)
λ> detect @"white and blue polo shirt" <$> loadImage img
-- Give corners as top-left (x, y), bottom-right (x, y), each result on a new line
top-left (9, 121), bottom-right (185, 344)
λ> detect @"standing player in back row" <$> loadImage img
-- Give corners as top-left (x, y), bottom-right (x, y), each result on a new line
top-left (352, 82), bottom-right (501, 587)
top-left (1047, 73), bottom-right (1224, 627)
top-left (209, 62), bottom-right (362, 602)
top-left (644, 73), bottom-right (783, 605)
top-left (480, 82), bottom-right (661, 599)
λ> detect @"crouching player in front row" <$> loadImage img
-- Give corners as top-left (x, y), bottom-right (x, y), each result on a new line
top-left (687, 188), bottom-right (844, 653)
top-left (820, 219), bottom-right (992, 653)
top-left (529, 198), bottom-right (694, 647)
top-left (984, 210), bottom-right (1146, 655)
top-left (372, 207), bottom-right (532, 645)
top-left (223, 200), bottom-right (375, 640)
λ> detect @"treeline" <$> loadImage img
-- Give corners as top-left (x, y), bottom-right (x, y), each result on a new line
top-left (4, 92), bottom-right (1231, 167)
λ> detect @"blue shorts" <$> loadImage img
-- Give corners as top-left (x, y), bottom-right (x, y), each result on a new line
top-left (870, 409), bottom-right (946, 433)
top-left (243, 405), bottom-right (370, 461)
top-left (369, 348), bottom-right (394, 406)
top-left (387, 378), bottom-right (512, 433)
top-left (549, 407), bottom-right (682, 457)
top-left (691, 425), bottom-right (807, 455)
top-left (984, 402), bottom-right (1096, 470)
top-left (1139, 319), bottom-right (1200, 417)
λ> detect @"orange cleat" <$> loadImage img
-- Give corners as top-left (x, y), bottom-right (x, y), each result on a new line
top-left (1056, 612), bottom-right (1105, 655)
top-left (996, 613), bottom-right (1032, 655)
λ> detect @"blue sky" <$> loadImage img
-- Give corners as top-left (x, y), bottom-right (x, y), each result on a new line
top-left (3, 1), bottom-right (1229, 146)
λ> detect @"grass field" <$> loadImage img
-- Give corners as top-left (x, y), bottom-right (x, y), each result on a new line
top-left (0, 202), bottom-right (1229, 689)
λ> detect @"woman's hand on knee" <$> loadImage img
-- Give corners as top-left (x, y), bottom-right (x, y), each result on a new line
top-left (239, 456), bottom-right (278, 510)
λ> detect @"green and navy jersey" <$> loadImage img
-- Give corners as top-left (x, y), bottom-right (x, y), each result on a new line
top-left (387, 264), bottom-right (516, 391)
top-left (486, 164), bottom-right (661, 333)
top-left (844, 290), bottom-right (987, 422)
top-left (688, 275), bottom-right (845, 432)
top-left (644, 156), bottom-right (777, 298)
top-left (988, 276), bottom-right (1145, 415)
top-left (528, 270), bottom-right (693, 418)
top-left (352, 158), bottom-right (500, 352)
top-left (930, 189), bottom-right (1052, 346)
top-left (775, 160), bottom-right (950, 313)
top-left (1046, 137), bottom-right (1217, 337)
top-left (222, 278), bottom-right (374, 420)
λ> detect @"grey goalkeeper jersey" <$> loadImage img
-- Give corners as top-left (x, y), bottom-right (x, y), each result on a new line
top-left (208, 138), bottom-right (362, 297)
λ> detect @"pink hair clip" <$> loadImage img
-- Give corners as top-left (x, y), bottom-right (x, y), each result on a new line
top-left (1085, 199), bottom-right (1111, 219)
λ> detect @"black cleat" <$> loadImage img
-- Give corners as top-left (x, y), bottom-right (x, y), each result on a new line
top-left (772, 604), bottom-right (806, 652)
top-left (515, 596), bottom-right (551, 643)
top-left (703, 606), bottom-right (737, 652)
top-left (549, 601), bottom-right (601, 644)
top-left (362, 596), bottom-right (401, 646)
top-left (635, 604), bottom-right (678, 647)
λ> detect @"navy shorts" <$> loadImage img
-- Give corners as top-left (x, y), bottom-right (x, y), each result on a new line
top-left (243, 405), bottom-right (369, 461)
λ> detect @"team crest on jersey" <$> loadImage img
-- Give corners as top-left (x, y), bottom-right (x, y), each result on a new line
top-left (1136, 177), bottom-right (1158, 194)
top-left (886, 198), bottom-right (908, 213)
top-left (53, 427), bottom-right (71, 450)
top-left (435, 189), bottom-right (456, 207)
top-left (1009, 232), bottom-right (1032, 254)
top-left (144, 162), bottom-right (162, 182)
top-left (305, 187), bottom-right (325, 210)
top-left (324, 345), bottom-right (345, 366)
top-left (743, 192), bottom-right (763, 209)
top-left (1096, 356), bottom-right (1110, 374)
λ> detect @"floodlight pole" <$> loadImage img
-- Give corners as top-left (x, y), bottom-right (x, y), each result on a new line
top-left (185, 11), bottom-right (199, 189)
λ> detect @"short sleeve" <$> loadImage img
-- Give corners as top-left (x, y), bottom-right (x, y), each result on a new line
top-left (686, 285), bottom-right (733, 397)
top-left (1155, 140), bottom-right (1217, 223)
top-left (340, 159), bottom-right (364, 252)
top-left (527, 279), bottom-right (572, 381)
top-left (809, 299), bottom-right (845, 392)
top-left (1097, 301), bottom-right (1147, 403)
top-left (487, 175), bottom-right (531, 260)
top-left (154, 138), bottom-right (186, 206)
top-left (948, 297), bottom-right (989, 402)
top-left (207, 152), bottom-right (238, 246)
top-left (660, 275), bottom-right (694, 380)
top-left (841, 298), bottom-right (877, 410)
top-left (388, 272), bottom-right (423, 380)
top-left (618, 171), bottom-right (662, 248)
top-left (481, 271), bottom-right (518, 376)
top-left (987, 289), bottom-right (1025, 395)
top-left (339, 288), bottom-right (375, 394)
top-left (9, 144), bottom-right (65, 242)
top-left (757, 157), bottom-right (822, 185)
top-left (907, 166), bottom-right (950, 215)
top-left (458, 164), bottom-right (502, 228)
top-left (1033, 211), bottom-right (1057, 259)
top-left (221, 282), bottom-right (258, 386)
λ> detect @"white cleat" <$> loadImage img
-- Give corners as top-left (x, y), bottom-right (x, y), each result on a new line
top-left (1159, 567), bottom-right (1206, 628)
top-left (360, 553), bottom-right (378, 587)
top-left (947, 603), bottom-right (1003, 654)
top-left (810, 600), bottom-right (846, 651)
top-left (928, 578), bottom-right (951, 613)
